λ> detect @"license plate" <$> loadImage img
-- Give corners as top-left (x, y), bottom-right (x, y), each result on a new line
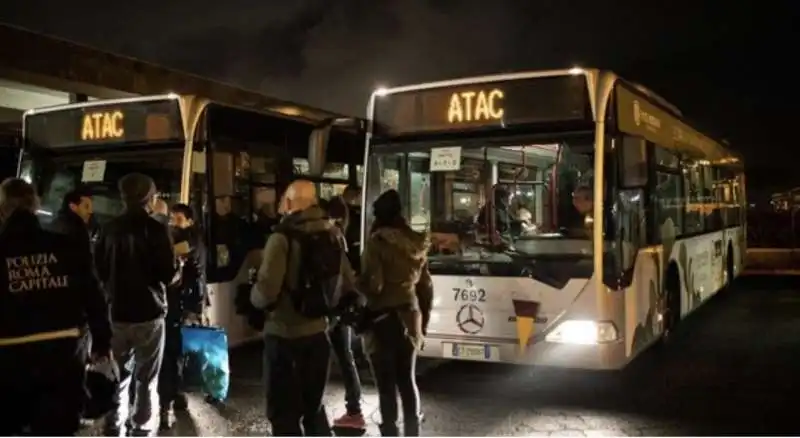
top-left (452, 343), bottom-right (491, 360)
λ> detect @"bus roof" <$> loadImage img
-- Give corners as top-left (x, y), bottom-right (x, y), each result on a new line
top-left (371, 68), bottom-right (741, 166)
top-left (23, 92), bottom-right (358, 131)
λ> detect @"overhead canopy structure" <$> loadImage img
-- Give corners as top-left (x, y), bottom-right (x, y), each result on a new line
top-left (0, 23), bottom-right (350, 125)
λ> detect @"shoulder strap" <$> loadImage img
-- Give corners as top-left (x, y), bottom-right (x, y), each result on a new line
top-left (277, 230), bottom-right (297, 294)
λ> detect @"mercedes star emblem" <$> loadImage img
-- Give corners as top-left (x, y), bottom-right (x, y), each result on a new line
top-left (456, 304), bottom-right (484, 334)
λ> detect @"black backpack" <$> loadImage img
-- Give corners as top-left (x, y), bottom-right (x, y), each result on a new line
top-left (282, 228), bottom-right (344, 318)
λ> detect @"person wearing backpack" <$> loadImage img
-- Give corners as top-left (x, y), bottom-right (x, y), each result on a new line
top-left (250, 180), bottom-right (356, 437)
top-left (359, 189), bottom-right (433, 437)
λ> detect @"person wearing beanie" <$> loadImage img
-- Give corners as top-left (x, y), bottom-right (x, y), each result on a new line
top-left (359, 189), bottom-right (432, 437)
top-left (94, 173), bottom-right (178, 436)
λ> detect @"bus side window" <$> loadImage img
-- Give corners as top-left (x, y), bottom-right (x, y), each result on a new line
top-left (293, 157), bottom-right (352, 201)
top-left (652, 146), bottom-right (683, 241)
top-left (682, 160), bottom-right (705, 235)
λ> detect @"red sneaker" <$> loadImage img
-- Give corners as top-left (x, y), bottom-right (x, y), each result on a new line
top-left (333, 412), bottom-right (366, 429)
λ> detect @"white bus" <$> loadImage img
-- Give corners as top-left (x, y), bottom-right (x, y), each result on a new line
top-left (361, 68), bottom-right (746, 369)
top-left (18, 93), bottom-right (364, 347)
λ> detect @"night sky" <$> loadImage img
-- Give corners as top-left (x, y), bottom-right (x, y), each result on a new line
top-left (1, 0), bottom-right (797, 193)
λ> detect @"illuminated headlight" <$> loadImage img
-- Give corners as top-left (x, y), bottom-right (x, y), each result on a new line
top-left (545, 320), bottom-right (618, 345)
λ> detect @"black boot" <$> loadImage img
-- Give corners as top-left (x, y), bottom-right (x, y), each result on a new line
top-left (174, 392), bottom-right (189, 411)
top-left (403, 415), bottom-right (421, 437)
top-left (159, 405), bottom-right (174, 431)
top-left (379, 423), bottom-right (400, 437)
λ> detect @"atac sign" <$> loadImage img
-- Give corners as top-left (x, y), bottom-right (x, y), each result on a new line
top-left (447, 89), bottom-right (504, 124)
top-left (81, 110), bottom-right (124, 141)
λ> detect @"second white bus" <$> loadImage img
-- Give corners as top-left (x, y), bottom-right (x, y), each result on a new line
top-left (357, 68), bottom-right (745, 369)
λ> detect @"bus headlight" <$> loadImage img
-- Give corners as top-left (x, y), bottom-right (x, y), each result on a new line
top-left (545, 320), bottom-right (618, 345)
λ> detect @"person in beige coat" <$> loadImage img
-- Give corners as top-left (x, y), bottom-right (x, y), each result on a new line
top-left (359, 189), bottom-right (433, 437)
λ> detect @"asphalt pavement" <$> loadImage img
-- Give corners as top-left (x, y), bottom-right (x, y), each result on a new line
top-left (84, 275), bottom-right (800, 436)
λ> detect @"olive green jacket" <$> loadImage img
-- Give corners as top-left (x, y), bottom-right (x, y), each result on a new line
top-left (252, 205), bottom-right (356, 338)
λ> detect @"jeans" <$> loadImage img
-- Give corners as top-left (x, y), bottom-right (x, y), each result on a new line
top-left (158, 321), bottom-right (184, 410)
top-left (329, 322), bottom-right (363, 415)
top-left (105, 318), bottom-right (165, 433)
top-left (368, 312), bottom-right (421, 437)
top-left (264, 332), bottom-right (332, 436)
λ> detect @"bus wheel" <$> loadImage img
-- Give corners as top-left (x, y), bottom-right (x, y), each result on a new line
top-left (662, 264), bottom-right (681, 343)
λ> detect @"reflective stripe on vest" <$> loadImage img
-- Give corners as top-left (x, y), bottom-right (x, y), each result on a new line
top-left (0, 327), bottom-right (81, 347)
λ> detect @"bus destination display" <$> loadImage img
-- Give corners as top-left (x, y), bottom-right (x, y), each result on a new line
top-left (25, 99), bottom-right (184, 148)
top-left (373, 75), bottom-right (589, 137)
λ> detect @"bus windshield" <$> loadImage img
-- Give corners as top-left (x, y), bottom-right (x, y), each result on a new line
top-left (364, 137), bottom-right (595, 275)
top-left (19, 145), bottom-right (184, 227)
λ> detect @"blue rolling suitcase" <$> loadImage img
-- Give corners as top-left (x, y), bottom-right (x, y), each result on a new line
top-left (181, 325), bottom-right (230, 402)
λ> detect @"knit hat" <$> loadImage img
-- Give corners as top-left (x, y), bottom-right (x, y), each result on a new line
top-left (118, 173), bottom-right (156, 206)
top-left (372, 189), bottom-right (402, 221)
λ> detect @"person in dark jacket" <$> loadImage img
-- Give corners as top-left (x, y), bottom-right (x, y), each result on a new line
top-left (50, 186), bottom-right (94, 253)
top-left (326, 196), bottom-right (366, 430)
top-left (360, 189), bottom-right (433, 437)
top-left (49, 186), bottom-right (96, 367)
top-left (159, 203), bottom-right (205, 430)
top-left (210, 194), bottom-right (249, 279)
top-left (94, 173), bottom-right (178, 437)
top-left (0, 178), bottom-right (112, 436)
top-left (250, 180), bottom-right (356, 437)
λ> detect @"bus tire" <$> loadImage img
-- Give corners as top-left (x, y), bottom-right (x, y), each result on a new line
top-left (662, 263), bottom-right (681, 344)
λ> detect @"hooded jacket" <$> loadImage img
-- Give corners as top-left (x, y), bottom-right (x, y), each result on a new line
top-left (359, 225), bottom-right (433, 337)
top-left (252, 205), bottom-right (356, 339)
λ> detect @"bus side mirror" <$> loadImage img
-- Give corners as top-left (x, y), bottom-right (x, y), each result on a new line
top-left (603, 189), bottom-right (644, 290)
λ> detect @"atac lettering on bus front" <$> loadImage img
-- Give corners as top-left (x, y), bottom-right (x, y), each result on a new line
top-left (447, 89), bottom-right (504, 124)
top-left (5, 253), bottom-right (69, 293)
top-left (81, 110), bottom-right (124, 141)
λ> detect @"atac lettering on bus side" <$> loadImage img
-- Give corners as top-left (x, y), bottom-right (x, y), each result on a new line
top-left (81, 111), bottom-right (124, 141)
top-left (447, 89), bottom-right (504, 124)
top-left (5, 253), bottom-right (69, 293)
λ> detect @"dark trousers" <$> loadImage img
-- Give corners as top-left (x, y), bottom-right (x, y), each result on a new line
top-left (264, 332), bottom-right (332, 436)
top-left (0, 340), bottom-right (86, 436)
top-left (158, 321), bottom-right (184, 410)
top-left (368, 313), bottom-right (421, 437)
top-left (329, 322), bottom-right (362, 415)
